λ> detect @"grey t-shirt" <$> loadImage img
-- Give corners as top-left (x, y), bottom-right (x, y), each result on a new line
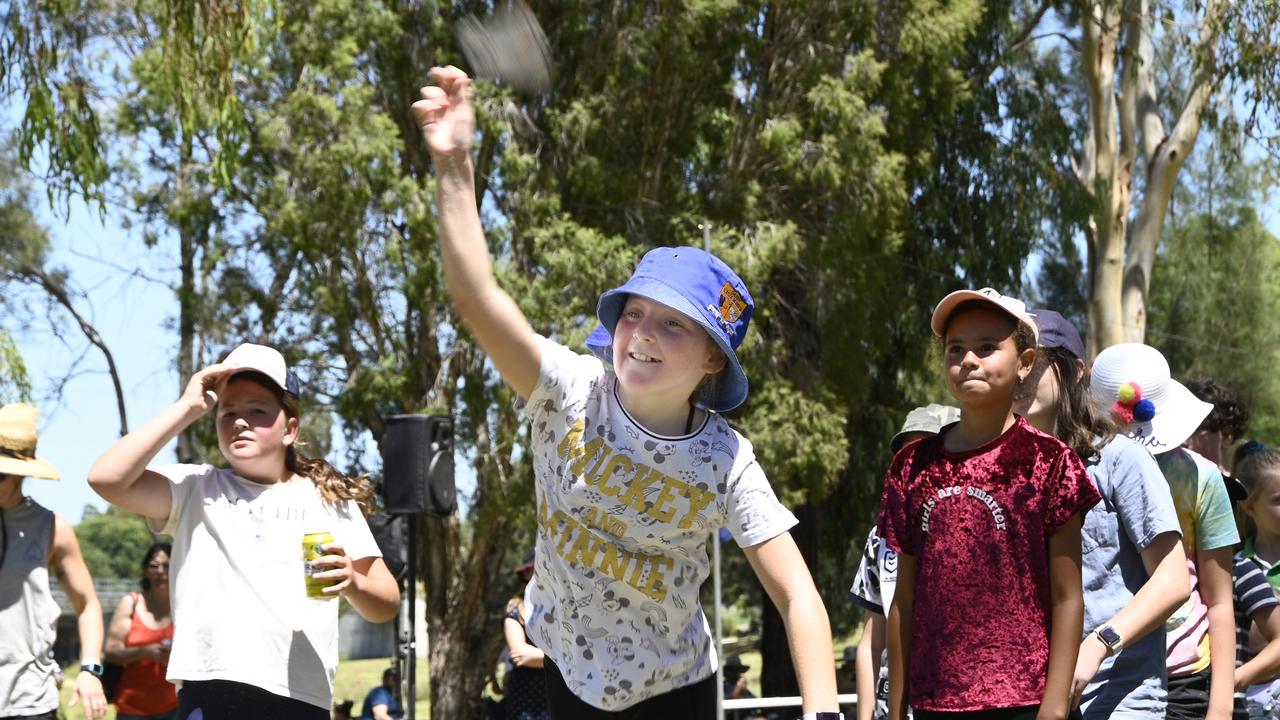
top-left (1079, 435), bottom-right (1182, 719)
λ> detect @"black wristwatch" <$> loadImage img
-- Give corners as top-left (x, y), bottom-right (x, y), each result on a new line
top-left (80, 663), bottom-right (105, 678)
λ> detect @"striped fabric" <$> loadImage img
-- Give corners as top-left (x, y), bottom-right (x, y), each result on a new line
top-left (1233, 553), bottom-right (1280, 708)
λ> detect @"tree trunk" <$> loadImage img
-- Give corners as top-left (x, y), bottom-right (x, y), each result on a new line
top-left (423, 422), bottom-right (520, 720)
top-left (1080, 0), bottom-right (1224, 351)
top-left (175, 139), bottom-right (199, 463)
top-left (1120, 0), bottom-right (1222, 343)
top-left (1080, 3), bottom-right (1130, 356)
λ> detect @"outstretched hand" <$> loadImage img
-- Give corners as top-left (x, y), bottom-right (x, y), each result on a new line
top-left (412, 66), bottom-right (475, 161)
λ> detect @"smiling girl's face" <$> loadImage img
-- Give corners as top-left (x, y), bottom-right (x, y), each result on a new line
top-left (215, 375), bottom-right (298, 483)
top-left (610, 295), bottom-right (725, 408)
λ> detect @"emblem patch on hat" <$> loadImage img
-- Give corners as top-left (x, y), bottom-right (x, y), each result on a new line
top-left (717, 282), bottom-right (747, 325)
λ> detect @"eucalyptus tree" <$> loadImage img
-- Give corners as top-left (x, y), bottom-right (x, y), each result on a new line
top-left (4, 0), bottom-right (1078, 714)
top-left (1147, 137), bottom-right (1280, 441)
top-left (1008, 0), bottom-right (1280, 352)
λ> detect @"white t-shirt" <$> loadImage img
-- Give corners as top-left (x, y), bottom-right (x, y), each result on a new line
top-left (150, 464), bottom-right (380, 709)
top-left (522, 337), bottom-right (797, 711)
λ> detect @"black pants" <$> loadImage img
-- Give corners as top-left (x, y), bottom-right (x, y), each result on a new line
top-left (1166, 669), bottom-right (1211, 720)
top-left (915, 706), bottom-right (1082, 720)
top-left (544, 659), bottom-right (717, 719)
top-left (0, 712), bottom-right (59, 720)
top-left (177, 679), bottom-right (329, 720)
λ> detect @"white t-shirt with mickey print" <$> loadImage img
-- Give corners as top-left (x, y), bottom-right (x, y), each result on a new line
top-left (522, 336), bottom-right (797, 711)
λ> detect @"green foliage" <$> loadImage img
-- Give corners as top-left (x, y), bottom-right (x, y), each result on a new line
top-left (76, 506), bottom-right (163, 581)
top-left (1148, 139), bottom-right (1280, 442)
top-left (0, 149), bottom-right (43, 404)
top-left (0, 144), bottom-right (53, 276)
top-left (3, 0), bottom-right (1193, 709)
top-left (0, 329), bottom-right (32, 404)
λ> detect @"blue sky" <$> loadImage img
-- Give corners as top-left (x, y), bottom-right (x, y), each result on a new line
top-left (11, 195), bottom-right (180, 521)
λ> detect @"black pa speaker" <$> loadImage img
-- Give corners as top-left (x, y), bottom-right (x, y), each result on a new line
top-left (382, 414), bottom-right (456, 516)
top-left (367, 513), bottom-right (408, 582)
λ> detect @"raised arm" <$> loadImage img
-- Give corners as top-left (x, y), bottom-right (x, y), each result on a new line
top-left (88, 363), bottom-right (233, 520)
top-left (412, 66), bottom-right (542, 399)
top-left (743, 532), bottom-right (840, 716)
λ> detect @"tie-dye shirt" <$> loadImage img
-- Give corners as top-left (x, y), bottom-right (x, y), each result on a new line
top-left (1154, 447), bottom-right (1239, 677)
top-left (521, 337), bottom-right (797, 711)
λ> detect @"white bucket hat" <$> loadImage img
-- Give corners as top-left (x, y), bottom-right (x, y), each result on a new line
top-left (0, 403), bottom-right (60, 480)
top-left (931, 287), bottom-right (1039, 341)
top-left (1089, 343), bottom-right (1211, 453)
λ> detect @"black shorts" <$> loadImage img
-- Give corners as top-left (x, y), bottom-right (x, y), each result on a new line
top-left (177, 679), bottom-right (329, 720)
top-left (1166, 669), bottom-right (1212, 720)
top-left (544, 658), bottom-right (716, 719)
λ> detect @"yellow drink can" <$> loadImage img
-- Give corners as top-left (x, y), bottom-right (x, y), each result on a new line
top-left (302, 531), bottom-right (336, 599)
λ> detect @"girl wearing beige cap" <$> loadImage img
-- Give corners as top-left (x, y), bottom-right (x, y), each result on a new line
top-left (88, 344), bottom-right (400, 720)
top-left (878, 289), bottom-right (1101, 720)
top-left (1, 403), bottom-right (108, 720)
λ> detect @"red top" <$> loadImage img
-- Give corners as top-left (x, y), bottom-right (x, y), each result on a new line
top-left (877, 417), bottom-right (1100, 711)
top-left (114, 593), bottom-right (177, 715)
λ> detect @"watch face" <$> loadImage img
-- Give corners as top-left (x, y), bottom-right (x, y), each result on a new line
top-left (80, 663), bottom-right (105, 677)
top-left (1098, 626), bottom-right (1121, 646)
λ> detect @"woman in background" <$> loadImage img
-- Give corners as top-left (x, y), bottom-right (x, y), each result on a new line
top-left (105, 541), bottom-right (177, 720)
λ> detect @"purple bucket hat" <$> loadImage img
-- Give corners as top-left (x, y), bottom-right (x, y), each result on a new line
top-left (585, 246), bottom-right (753, 412)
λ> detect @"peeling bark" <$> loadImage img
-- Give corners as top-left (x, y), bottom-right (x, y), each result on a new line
top-left (1076, 0), bottom-right (1225, 351)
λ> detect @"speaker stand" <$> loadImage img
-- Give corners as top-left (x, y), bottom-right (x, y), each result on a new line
top-left (396, 513), bottom-right (418, 720)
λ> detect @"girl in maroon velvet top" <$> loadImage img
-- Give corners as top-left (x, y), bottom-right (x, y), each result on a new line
top-left (878, 289), bottom-right (1101, 720)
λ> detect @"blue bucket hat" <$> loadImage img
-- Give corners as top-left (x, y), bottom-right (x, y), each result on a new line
top-left (586, 246), bottom-right (754, 412)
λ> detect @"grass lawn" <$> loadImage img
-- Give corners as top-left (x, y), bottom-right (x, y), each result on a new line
top-left (333, 656), bottom-right (431, 717)
top-left (58, 656), bottom-right (430, 719)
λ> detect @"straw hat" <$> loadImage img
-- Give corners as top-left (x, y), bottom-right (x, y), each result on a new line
top-left (0, 403), bottom-right (60, 480)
